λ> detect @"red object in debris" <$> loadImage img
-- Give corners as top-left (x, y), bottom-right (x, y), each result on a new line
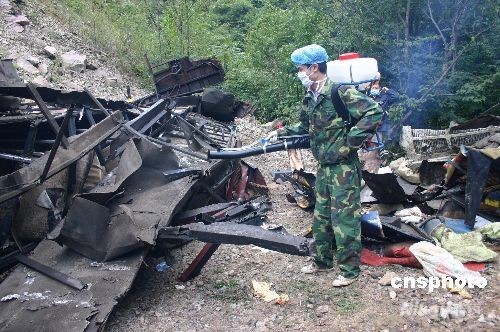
top-left (361, 247), bottom-right (487, 272)
top-left (338, 52), bottom-right (360, 60)
top-left (360, 248), bottom-right (422, 268)
top-left (276, 121), bottom-right (283, 129)
top-left (462, 262), bottom-right (486, 272)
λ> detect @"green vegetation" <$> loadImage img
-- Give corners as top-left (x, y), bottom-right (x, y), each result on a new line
top-left (47, 0), bottom-right (499, 128)
top-left (213, 278), bottom-right (239, 289)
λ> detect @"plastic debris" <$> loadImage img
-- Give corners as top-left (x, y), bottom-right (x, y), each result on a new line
top-left (409, 241), bottom-right (484, 286)
top-left (251, 280), bottom-right (289, 305)
top-left (448, 286), bottom-right (473, 299)
top-left (378, 271), bottom-right (399, 286)
top-left (155, 260), bottom-right (170, 272)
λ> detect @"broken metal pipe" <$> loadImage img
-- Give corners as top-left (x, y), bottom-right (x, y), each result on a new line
top-left (208, 135), bottom-right (311, 159)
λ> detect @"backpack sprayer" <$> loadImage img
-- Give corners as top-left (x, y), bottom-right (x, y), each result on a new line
top-left (208, 53), bottom-right (384, 160)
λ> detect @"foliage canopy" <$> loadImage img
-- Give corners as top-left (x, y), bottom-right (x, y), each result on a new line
top-left (52, 0), bottom-right (499, 128)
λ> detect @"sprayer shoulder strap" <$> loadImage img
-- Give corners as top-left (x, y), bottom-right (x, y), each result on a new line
top-left (331, 84), bottom-right (355, 130)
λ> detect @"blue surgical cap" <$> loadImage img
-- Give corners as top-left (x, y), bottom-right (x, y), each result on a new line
top-left (291, 44), bottom-right (329, 65)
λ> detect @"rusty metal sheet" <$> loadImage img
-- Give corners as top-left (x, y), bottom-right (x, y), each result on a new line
top-left (148, 57), bottom-right (224, 98)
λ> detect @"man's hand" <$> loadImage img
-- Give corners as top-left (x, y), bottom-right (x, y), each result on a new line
top-left (265, 130), bottom-right (279, 143)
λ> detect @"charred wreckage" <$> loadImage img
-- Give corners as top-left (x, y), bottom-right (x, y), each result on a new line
top-left (0, 55), bottom-right (499, 331)
top-left (0, 56), bottom-right (316, 331)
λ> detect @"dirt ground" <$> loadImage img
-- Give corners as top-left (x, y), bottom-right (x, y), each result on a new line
top-left (106, 117), bottom-right (499, 332)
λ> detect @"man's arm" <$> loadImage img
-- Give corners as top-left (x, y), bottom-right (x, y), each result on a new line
top-left (277, 106), bottom-right (309, 137)
top-left (340, 87), bottom-right (383, 148)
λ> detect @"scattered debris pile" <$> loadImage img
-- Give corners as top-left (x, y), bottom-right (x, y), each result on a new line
top-left (269, 115), bottom-right (499, 294)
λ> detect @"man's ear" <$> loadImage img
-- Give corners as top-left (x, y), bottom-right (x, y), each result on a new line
top-left (311, 63), bottom-right (319, 72)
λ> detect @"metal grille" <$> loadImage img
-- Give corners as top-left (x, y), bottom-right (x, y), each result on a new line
top-left (401, 125), bottom-right (500, 160)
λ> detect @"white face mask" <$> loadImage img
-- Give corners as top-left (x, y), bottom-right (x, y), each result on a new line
top-left (297, 71), bottom-right (314, 88)
top-left (297, 66), bottom-right (326, 90)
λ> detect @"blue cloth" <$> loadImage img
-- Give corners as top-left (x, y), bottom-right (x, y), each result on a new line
top-left (291, 44), bottom-right (328, 65)
top-left (443, 218), bottom-right (472, 234)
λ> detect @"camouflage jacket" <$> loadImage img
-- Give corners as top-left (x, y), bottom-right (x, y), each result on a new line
top-left (278, 79), bottom-right (383, 165)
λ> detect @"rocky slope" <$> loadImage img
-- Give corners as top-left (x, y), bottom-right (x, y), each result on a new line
top-left (0, 0), bottom-right (147, 100)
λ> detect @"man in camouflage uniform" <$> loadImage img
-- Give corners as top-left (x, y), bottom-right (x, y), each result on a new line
top-left (267, 44), bottom-right (382, 286)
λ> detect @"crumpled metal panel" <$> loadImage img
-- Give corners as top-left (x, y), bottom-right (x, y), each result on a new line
top-left (55, 138), bottom-right (189, 261)
top-left (0, 240), bottom-right (145, 332)
top-left (0, 112), bottom-right (124, 204)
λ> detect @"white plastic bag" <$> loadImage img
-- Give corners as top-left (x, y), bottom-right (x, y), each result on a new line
top-left (409, 241), bottom-right (484, 286)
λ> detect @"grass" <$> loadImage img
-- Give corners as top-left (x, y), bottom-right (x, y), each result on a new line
top-left (330, 287), bottom-right (362, 315)
top-left (214, 278), bottom-right (239, 289)
top-left (211, 278), bottom-right (246, 303)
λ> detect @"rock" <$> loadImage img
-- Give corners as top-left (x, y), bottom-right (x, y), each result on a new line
top-left (86, 62), bottom-right (98, 70)
top-left (440, 308), bottom-right (449, 320)
top-left (105, 76), bottom-right (122, 87)
top-left (389, 290), bottom-right (397, 299)
top-left (11, 24), bottom-right (24, 33)
top-left (449, 309), bottom-right (466, 319)
top-left (378, 271), bottom-right (398, 286)
top-left (38, 63), bottom-right (49, 75)
top-left (15, 58), bottom-right (39, 74)
top-left (316, 305), bottom-right (330, 317)
top-left (61, 51), bottom-right (87, 73)
top-left (478, 314), bottom-right (486, 323)
top-left (487, 312), bottom-right (496, 321)
top-left (31, 38), bottom-right (46, 52)
top-left (44, 46), bottom-right (58, 59)
top-left (32, 76), bottom-right (49, 87)
top-left (26, 56), bottom-right (41, 67)
top-left (6, 15), bottom-right (30, 26)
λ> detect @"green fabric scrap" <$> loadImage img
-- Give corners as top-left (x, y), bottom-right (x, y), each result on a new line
top-left (433, 225), bottom-right (498, 263)
top-left (478, 223), bottom-right (500, 240)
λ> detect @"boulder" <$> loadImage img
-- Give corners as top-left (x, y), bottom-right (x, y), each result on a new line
top-left (26, 56), bottom-right (41, 67)
top-left (15, 58), bottom-right (39, 74)
top-left (6, 15), bottom-right (30, 26)
top-left (86, 62), bottom-right (98, 70)
top-left (10, 24), bottom-right (24, 33)
top-left (61, 51), bottom-right (87, 73)
top-left (38, 63), bottom-right (49, 75)
top-left (43, 46), bottom-right (58, 60)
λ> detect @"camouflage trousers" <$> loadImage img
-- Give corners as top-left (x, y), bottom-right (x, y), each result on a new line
top-left (312, 160), bottom-right (362, 278)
